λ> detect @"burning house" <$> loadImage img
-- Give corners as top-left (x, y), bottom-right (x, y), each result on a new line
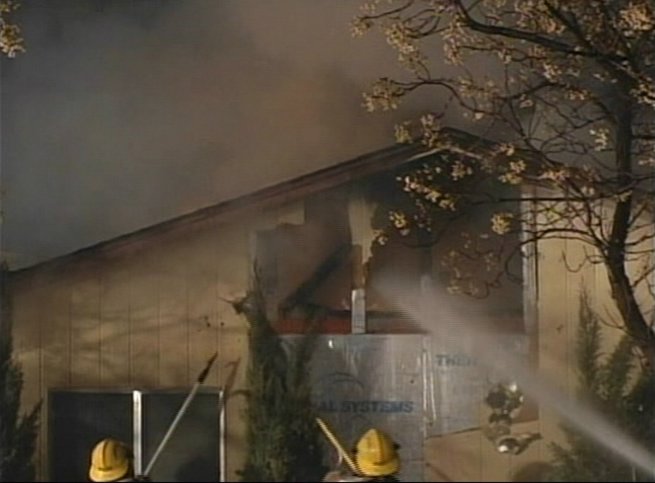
top-left (6, 138), bottom-right (652, 481)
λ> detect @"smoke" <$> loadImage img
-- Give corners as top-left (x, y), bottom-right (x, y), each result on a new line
top-left (1, 0), bottom-right (422, 268)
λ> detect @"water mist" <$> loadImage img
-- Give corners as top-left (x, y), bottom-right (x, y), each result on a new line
top-left (379, 281), bottom-right (655, 478)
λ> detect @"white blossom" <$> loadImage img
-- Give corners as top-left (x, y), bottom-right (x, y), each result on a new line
top-left (389, 210), bottom-right (408, 229)
top-left (631, 78), bottom-right (655, 107)
top-left (351, 16), bottom-right (373, 37)
top-left (0, 0), bottom-right (24, 57)
top-left (590, 127), bottom-right (610, 151)
top-left (619, 1), bottom-right (655, 36)
top-left (438, 195), bottom-right (457, 211)
top-left (538, 168), bottom-right (570, 183)
top-left (363, 79), bottom-right (403, 111)
top-left (491, 212), bottom-right (514, 235)
top-left (394, 122), bottom-right (413, 144)
top-left (451, 160), bottom-right (473, 180)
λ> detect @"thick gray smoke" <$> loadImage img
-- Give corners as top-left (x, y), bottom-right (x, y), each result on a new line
top-left (1, 0), bottom-right (422, 268)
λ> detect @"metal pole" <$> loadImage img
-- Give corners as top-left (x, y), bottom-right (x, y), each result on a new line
top-left (316, 417), bottom-right (360, 476)
top-left (142, 352), bottom-right (218, 477)
top-left (132, 390), bottom-right (143, 477)
top-left (219, 389), bottom-right (226, 483)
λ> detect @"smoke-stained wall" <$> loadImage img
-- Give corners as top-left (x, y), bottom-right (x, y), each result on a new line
top-left (10, 207), bottom-right (255, 481)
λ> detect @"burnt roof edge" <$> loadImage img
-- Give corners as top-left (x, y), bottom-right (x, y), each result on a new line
top-left (10, 142), bottom-right (424, 277)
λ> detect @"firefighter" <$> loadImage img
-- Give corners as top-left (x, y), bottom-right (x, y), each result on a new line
top-left (89, 438), bottom-right (148, 482)
top-left (353, 429), bottom-right (400, 482)
top-left (322, 428), bottom-right (400, 482)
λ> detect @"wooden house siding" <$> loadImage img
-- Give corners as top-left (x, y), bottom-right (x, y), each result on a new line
top-left (10, 213), bottom-right (259, 481)
top-left (8, 151), bottom-right (653, 481)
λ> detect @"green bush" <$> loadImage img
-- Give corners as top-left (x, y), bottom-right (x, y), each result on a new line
top-left (233, 282), bottom-right (326, 482)
top-left (0, 264), bottom-right (41, 482)
top-left (547, 292), bottom-right (655, 482)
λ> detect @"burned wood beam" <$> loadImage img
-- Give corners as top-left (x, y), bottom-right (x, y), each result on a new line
top-left (283, 301), bottom-right (406, 322)
top-left (279, 244), bottom-right (352, 316)
top-left (311, 308), bottom-right (407, 320)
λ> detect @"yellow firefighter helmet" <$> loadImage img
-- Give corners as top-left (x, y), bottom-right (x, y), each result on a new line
top-left (354, 429), bottom-right (400, 477)
top-left (89, 438), bottom-right (131, 482)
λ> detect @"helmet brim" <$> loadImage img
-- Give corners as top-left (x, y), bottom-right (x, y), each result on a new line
top-left (357, 456), bottom-right (400, 477)
top-left (89, 461), bottom-right (129, 482)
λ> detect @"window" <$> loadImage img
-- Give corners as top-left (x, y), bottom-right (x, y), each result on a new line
top-left (48, 388), bottom-right (224, 482)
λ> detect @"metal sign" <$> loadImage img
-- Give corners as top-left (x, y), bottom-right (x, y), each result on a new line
top-left (426, 334), bottom-right (530, 435)
top-left (284, 332), bottom-right (530, 482)
top-left (284, 334), bottom-right (425, 482)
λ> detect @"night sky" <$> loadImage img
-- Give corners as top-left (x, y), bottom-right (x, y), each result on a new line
top-left (1, 0), bottom-right (422, 268)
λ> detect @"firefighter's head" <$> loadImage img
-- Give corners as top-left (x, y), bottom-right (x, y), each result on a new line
top-left (354, 429), bottom-right (400, 477)
top-left (89, 438), bottom-right (133, 482)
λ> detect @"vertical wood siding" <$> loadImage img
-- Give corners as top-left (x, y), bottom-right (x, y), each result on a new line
top-left (10, 217), bottom-right (251, 481)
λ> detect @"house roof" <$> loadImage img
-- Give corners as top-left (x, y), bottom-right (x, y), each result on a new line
top-left (13, 125), bottom-right (647, 278)
top-left (10, 141), bottom-right (428, 277)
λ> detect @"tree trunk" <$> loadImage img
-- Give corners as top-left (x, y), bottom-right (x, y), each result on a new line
top-left (606, 260), bottom-right (655, 368)
top-left (606, 104), bottom-right (655, 367)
